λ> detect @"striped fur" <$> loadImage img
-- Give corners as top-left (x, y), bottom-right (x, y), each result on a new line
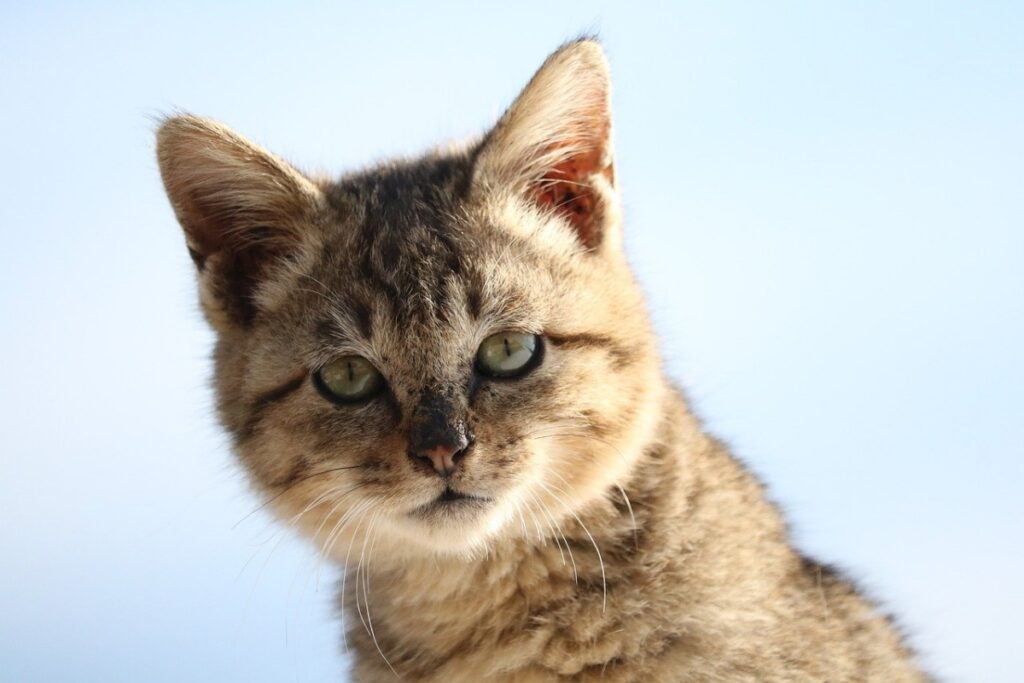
top-left (157, 39), bottom-right (927, 682)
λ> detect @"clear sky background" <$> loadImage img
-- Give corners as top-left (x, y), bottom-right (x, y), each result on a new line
top-left (1, 2), bottom-right (1021, 681)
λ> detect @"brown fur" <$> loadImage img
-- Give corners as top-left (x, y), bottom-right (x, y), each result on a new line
top-left (157, 39), bottom-right (928, 681)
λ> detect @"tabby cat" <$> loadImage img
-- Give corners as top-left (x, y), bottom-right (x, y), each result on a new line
top-left (157, 39), bottom-right (928, 682)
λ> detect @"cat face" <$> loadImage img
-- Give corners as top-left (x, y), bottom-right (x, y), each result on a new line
top-left (158, 40), bottom-right (662, 558)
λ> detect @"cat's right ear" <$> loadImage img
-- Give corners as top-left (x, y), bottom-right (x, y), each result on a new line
top-left (472, 39), bottom-right (619, 253)
top-left (156, 115), bottom-right (323, 329)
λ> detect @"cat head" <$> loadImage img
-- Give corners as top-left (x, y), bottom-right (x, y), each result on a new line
top-left (157, 39), bottom-right (663, 559)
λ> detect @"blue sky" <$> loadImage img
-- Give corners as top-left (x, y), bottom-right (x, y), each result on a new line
top-left (1, 2), bottom-right (1021, 681)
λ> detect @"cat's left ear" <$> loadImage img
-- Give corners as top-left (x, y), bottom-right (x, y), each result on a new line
top-left (473, 39), bottom-right (618, 252)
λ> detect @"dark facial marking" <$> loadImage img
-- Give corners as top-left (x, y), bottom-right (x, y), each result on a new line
top-left (271, 452), bottom-right (312, 489)
top-left (238, 371), bottom-right (306, 441)
top-left (187, 245), bottom-right (206, 270)
top-left (465, 269), bottom-right (485, 320)
top-left (546, 332), bottom-right (637, 369)
top-left (408, 386), bottom-right (475, 458)
top-left (325, 156), bottom-right (478, 328)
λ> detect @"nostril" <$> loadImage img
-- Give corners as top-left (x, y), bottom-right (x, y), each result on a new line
top-left (409, 436), bottom-right (472, 477)
top-left (408, 450), bottom-right (436, 472)
top-left (451, 442), bottom-right (469, 465)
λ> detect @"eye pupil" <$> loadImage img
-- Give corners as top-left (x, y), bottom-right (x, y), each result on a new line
top-left (314, 355), bottom-right (384, 404)
top-left (477, 332), bottom-right (541, 379)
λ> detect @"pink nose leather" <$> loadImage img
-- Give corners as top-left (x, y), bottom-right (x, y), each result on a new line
top-left (421, 444), bottom-right (460, 475)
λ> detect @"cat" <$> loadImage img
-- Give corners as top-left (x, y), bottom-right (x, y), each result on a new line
top-left (156, 38), bottom-right (928, 682)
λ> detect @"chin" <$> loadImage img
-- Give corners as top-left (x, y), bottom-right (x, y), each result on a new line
top-left (379, 490), bottom-right (525, 558)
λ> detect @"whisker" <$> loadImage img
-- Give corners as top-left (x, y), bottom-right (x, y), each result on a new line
top-left (315, 484), bottom-right (372, 550)
top-left (538, 480), bottom-right (607, 612)
top-left (512, 498), bottom-right (532, 542)
top-left (239, 482), bottom-right (347, 588)
top-left (339, 501), bottom-right (372, 654)
top-left (361, 512), bottom-right (401, 679)
top-left (233, 463), bottom-right (365, 529)
top-left (318, 496), bottom-right (373, 589)
top-left (344, 505), bottom-right (372, 655)
top-left (526, 423), bottom-right (641, 554)
top-left (527, 490), bottom-right (576, 580)
top-left (615, 483), bottom-right (640, 552)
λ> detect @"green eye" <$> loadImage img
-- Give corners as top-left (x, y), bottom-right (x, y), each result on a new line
top-left (476, 332), bottom-right (542, 378)
top-left (314, 356), bottom-right (385, 403)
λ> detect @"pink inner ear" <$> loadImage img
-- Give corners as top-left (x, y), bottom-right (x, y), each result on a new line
top-left (533, 146), bottom-right (612, 249)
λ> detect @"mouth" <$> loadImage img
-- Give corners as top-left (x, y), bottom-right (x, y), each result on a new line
top-left (412, 486), bottom-right (493, 516)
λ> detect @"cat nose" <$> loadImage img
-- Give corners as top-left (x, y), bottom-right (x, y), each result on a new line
top-left (409, 435), bottom-right (471, 477)
top-left (408, 386), bottom-right (474, 477)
